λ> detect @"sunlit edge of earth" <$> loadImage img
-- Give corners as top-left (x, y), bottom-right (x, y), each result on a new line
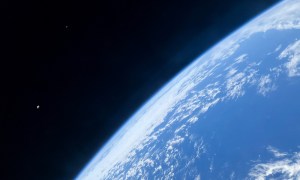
top-left (75, 0), bottom-right (283, 179)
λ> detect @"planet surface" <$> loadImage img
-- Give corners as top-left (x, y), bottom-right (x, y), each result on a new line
top-left (77, 0), bottom-right (300, 179)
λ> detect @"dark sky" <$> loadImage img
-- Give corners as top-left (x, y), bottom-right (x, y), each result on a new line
top-left (2, 0), bottom-right (279, 179)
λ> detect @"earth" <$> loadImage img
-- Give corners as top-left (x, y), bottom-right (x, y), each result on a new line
top-left (77, 1), bottom-right (300, 179)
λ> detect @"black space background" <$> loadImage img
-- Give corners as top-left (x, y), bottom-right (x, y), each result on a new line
top-left (2, 0), bottom-right (279, 179)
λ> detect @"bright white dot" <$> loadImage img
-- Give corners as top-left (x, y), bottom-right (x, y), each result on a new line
top-left (37, 105), bottom-right (40, 109)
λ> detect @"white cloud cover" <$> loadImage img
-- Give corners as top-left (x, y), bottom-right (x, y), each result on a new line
top-left (257, 75), bottom-right (277, 96)
top-left (248, 147), bottom-right (300, 180)
top-left (279, 39), bottom-right (300, 77)
top-left (267, 146), bottom-right (288, 158)
top-left (275, 44), bottom-right (282, 52)
top-left (226, 72), bottom-right (247, 98)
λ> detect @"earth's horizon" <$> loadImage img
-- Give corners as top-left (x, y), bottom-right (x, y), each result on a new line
top-left (77, 0), bottom-right (300, 179)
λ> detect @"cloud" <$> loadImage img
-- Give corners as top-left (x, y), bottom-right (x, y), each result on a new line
top-left (235, 54), bottom-right (248, 63)
top-left (257, 75), bottom-right (277, 96)
top-left (226, 68), bottom-right (238, 78)
top-left (248, 147), bottom-right (300, 180)
top-left (267, 146), bottom-right (288, 158)
top-left (279, 39), bottom-right (300, 77)
top-left (275, 44), bottom-right (282, 52)
top-left (226, 72), bottom-right (247, 98)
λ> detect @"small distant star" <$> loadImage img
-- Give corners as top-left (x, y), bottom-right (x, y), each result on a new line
top-left (37, 105), bottom-right (40, 109)
top-left (65, 25), bottom-right (69, 29)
